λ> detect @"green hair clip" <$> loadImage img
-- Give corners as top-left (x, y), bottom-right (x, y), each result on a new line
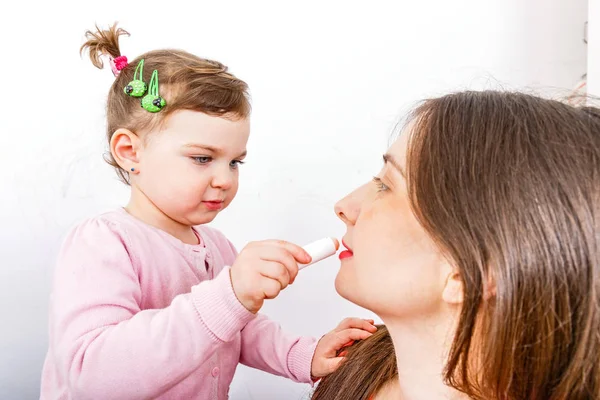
top-left (124, 59), bottom-right (147, 97)
top-left (141, 70), bottom-right (166, 113)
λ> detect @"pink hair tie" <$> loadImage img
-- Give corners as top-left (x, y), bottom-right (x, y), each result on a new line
top-left (109, 55), bottom-right (129, 77)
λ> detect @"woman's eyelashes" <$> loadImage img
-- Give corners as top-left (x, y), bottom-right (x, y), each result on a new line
top-left (372, 176), bottom-right (389, 192)
top-left (191, 156), bottom-right (245, 169)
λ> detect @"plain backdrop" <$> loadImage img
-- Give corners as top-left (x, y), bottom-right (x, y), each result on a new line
top-left (589, 0), bottom-right (600, 96)
top-left (0, 0), bottom-right (590, 398)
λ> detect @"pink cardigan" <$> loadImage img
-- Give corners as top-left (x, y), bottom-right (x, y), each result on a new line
top-left (40, 209), bottom-right (317, 399)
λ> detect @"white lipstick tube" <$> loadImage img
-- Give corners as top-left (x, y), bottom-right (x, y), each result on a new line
top-left (299, 237), bottom-right (340, 270)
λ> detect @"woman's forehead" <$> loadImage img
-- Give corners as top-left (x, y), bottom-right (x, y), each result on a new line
top-left (387, 133), bottom-right (409, 169)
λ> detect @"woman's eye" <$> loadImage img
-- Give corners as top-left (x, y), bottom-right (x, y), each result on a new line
top-left (192, 156), bottom-right (212, 164)
top-left (372, 176), bottom-right (389, 192)
top-left (230, 160), bottom-right (245, 169)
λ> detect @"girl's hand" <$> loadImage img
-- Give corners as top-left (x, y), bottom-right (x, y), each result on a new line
top-left (230, 240), bottom-right (311, 313)
top-left (311, 318), bottom-right (378, 379)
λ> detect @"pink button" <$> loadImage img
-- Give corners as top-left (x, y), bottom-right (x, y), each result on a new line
top-left (211, 367), bottom-right (219, 377)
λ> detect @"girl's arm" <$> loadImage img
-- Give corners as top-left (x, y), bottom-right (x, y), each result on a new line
top-left (49, 218), bottom-right (254, 399)
top-left (238, 314), bottom-right (317, 383)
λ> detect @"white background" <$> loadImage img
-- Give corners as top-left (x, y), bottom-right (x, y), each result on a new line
top-left (589, 0), bottom-right (600, 96)
top-left (0, 1), bottom-right (589, 398)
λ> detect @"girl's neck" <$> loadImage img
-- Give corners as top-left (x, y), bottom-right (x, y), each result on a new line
top-left (383, 311), bottom-right (469, 400)
top-left (125, 185), bottom-right (199, 245)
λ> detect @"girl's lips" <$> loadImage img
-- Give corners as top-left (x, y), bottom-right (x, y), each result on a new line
top-left (202, 201), bottom-right (224, 211)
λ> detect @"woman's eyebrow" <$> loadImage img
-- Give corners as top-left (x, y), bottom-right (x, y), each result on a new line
top-left (383, 153), bottom-right (406, 177)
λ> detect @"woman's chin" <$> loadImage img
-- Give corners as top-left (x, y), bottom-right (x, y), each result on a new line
top-left (334, 271), bottom-right (352, 300)
top-left (335, 271), bottom-right (367, 308)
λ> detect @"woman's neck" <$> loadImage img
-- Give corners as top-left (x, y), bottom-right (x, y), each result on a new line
top-left (383, 311), bottom-right (468, 400)
top-left (126, 185), bottom-right (199, 245)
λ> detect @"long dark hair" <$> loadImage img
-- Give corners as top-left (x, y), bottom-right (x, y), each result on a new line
top-left (312, 325), bottom-right (396, 400)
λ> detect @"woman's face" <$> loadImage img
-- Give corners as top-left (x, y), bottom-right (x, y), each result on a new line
top-left (334, 134), bottom-right (453, 319)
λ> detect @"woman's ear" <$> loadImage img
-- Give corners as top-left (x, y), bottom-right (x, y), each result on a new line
top-left (442, 267), bottom-right (464, 305)
top-left (442, 266), bottom-right (496, 305)
top-left (110, 129), bottom-right (141, 173)
top-left (482, 270), bottom-right (496, 300)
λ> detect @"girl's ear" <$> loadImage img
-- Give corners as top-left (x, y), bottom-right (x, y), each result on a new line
top-left (110, 129), bottom-right (141, 173)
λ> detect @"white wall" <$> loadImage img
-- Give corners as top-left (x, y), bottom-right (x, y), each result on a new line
top-left (589, 0), bottom-right (600, 96)
top-left (0, 1), bottom-right (587, 398)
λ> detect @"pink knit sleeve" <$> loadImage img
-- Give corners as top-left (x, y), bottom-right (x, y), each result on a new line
top-left (239, 314), bottom-right (318, 384)
top-left (198, 229), bottom-right (318, 384)
top-left (48, 218), bottom-right (254, 399)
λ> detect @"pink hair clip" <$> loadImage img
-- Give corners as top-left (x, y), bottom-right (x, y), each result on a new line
top-left (109, 55), bottom-right (129, 77)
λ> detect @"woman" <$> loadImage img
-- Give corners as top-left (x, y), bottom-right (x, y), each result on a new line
top-left (313, 91), bottom-right (600, 399)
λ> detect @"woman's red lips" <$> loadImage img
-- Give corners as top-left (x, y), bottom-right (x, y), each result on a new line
top-left (339, 239), bottom-right (354, 260)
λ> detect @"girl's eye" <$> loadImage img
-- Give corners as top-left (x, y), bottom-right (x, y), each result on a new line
top-left (372, 176), bottom-right (389, 192)
top-left (192, 156), bottom-right (212, 164)
top-left (230, 160), bottom-right (245, 169)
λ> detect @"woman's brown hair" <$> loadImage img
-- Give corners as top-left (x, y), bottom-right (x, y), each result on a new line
top-left (312, 325), bottom-right (396, 400)
top-left (315, 91), bottom-right (600, 399)
top-left (80, 23), bottom-right (251, 184)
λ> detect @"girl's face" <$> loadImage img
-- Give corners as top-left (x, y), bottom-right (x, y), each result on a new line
top-left (334, 135), bottom-right (455, 319)
top-left (133, 110), bottom-right (250, 226)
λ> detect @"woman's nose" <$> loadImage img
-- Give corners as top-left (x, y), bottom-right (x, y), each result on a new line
top-left (335, 184), bottom-right (367, 225)
top-left (334, 199), bottom-right (349, 224)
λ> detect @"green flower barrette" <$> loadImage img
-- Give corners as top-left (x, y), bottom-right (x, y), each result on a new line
top-left (141, 70), bottom-right (166, 113)
top-left (122, 59), bottom-right (166, 113)
top-left (123, 59), bottom-right (147, 97)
